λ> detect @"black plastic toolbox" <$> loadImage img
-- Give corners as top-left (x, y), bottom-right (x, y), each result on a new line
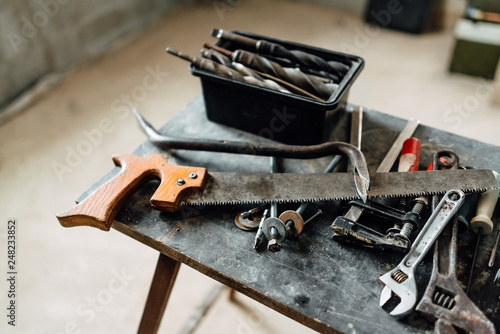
top-left (190, 31), bottom-right (364, 145)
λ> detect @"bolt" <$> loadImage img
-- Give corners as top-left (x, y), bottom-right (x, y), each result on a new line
top-left (267, 226), bottom-right (282, 252)
top-left (176, 178), bottom-right (185, 186)
top-left (268, 239), bottom-right (282, 252)
top-left (285, 219), bottom-right (295, 236)
top-left (188, 172), bottom-right (198, 179)
top-left (395, 222), bottom-right (413, 242)
top-left (412, 196), bottom-right (429, 216)
top-left (395, 196), bottom-right (429, 244)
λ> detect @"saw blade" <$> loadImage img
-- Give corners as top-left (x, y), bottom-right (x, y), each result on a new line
top-left (175, 169), bottom-right (497, 207)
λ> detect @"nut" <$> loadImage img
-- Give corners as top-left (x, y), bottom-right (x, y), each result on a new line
top-left (267, 239), bottom-right (281, 252)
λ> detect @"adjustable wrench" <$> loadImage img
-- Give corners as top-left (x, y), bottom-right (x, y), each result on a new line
top-left (415, 151), bottom-right (495, 333)
top-left (379, 189), bottom-right (465, 318)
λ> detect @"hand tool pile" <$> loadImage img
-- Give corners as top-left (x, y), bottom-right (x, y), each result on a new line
top-left (58, 106), bottom-right (499, 333)
top-left (56, 29), bottom-right (500, 329)
top-left (57, 105), bottom-right (500, 331)
top-left (166, 29), bottom-right (351, 102)
top-left (231, 124), bottom-right (500, 332)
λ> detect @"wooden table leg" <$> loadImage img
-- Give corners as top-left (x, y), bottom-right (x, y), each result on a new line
top-left (138, 253), bottom-right (181, 334)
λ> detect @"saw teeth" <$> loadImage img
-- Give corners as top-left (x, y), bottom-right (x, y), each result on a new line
top-left (177, 181), bottom-right (493, 208)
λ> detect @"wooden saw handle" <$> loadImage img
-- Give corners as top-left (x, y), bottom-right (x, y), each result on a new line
top-left (56, 153), bottom-right (207, 231)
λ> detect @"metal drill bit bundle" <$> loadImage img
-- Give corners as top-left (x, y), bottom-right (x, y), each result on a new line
top-left (167, 47), bottom-right (297, 97)
top-left (165, 29), bottom-right (351, 102)
top-left (212, 29), bottom-right (351, 80)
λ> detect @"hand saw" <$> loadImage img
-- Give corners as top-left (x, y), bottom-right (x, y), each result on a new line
top-left (56, 153), bottom-right (498, 231)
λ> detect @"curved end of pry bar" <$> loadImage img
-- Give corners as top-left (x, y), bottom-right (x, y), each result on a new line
top-left (354, 166), bottom-right (369, 203)
top-left (332, 142), bottom-right (370, 203)
top-left (331, 141), bottom-right (370, 202)
top-left (132, 108), bottom-right (371, 201)
top-left (132, 108), bottom-right (166, 144)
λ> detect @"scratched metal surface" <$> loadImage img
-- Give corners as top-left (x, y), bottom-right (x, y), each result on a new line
top-left (82, 96), bottom-right (500, 333)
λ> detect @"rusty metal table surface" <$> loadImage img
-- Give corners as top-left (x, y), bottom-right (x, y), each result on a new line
top-left (80, 95), bottom-right (500, 333)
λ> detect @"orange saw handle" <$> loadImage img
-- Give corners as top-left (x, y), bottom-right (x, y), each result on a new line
top-left (56, 153), bottom-right (207, 231)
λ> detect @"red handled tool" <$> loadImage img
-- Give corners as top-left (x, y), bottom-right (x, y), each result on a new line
top-left (398, 137), bottom-right (420, 173)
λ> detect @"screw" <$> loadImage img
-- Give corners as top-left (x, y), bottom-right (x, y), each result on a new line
top-left (176, 178), bottom-right (185, 186)
top-left (188, 172), bottom-right (198, 179)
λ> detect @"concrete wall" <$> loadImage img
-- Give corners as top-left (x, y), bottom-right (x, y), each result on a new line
top-left (0, 0), bottom-right (183, 111)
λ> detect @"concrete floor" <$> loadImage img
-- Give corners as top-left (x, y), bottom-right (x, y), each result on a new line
top-left (1, 1), bottom-right (499, 333)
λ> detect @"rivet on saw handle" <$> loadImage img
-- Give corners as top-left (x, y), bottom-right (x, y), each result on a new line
top-left (56, 153), bottom-right (207, 231)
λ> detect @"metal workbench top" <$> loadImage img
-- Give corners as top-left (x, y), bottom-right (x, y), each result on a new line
top-left (82, 95), bottom-right (500, 333)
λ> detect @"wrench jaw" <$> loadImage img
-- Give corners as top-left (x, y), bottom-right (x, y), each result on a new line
top-left (416, 278), bottom-right (496, 334)
top-left (417, 288), bottom-right (496, 334)
top-left (379, 269), bottom-right (418, 318)
top-left (379, 286), bottom-right (394, 307)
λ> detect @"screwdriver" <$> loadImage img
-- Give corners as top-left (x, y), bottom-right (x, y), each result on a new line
top-left (466, 171), bottom-right (499, 294)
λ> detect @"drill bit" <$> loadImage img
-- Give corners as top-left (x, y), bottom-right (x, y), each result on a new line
top-left (200, 47), bottom-right (283, 91)
top-left (212, 28), bottom-right (350, 78)
top-left (232, 49), bottom-right (335, 100)
top-left (202, 43), bottom-right (335, 100)
top-left (171, 47), bottom-right (294, 95)
top-left (167, 47), bottom-right (243, 80)
top-left (203, 42), bottom-right (326, 100)
top-left (230, 63), bottom-right (291, 93)
top-left (204, 42), bottom-right (338, 83)
top-left (200, 48), bottom-right (232, 67)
